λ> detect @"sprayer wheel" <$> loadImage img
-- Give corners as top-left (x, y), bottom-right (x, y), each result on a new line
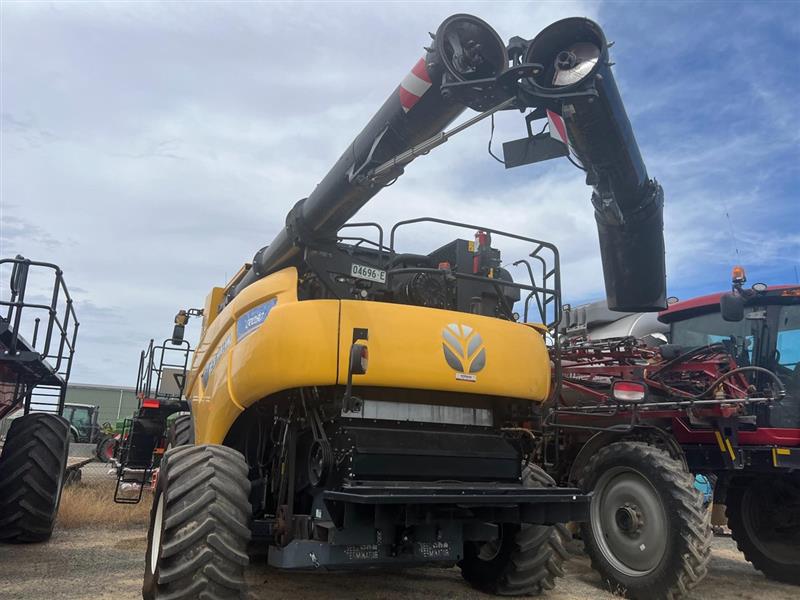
top-left (143, 444), bottom-right (251, 600)
top-left (726, 475), bottom-right (800, 585)
top-left (579, 441), bottom-right (712, 599)
top-left (460, 464), bottom-right (570, 596)
top-left (0, 413), bottom-right (70, 543)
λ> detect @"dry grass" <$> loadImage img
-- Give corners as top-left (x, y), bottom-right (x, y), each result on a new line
top-left (57, 480), bottom-right (152, 529)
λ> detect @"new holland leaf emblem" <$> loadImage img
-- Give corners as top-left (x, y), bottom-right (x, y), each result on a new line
top-left (442, 323), bottom-right (486, 378)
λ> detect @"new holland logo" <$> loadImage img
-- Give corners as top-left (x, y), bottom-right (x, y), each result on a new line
top-left (442, 323), bottom-right (486, 382)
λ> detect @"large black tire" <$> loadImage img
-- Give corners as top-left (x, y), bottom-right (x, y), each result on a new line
top-left (167, 415), bottom-right (193, 448)
top-left (0, 413), bottom-right (70, 543)
top-left (726, 475), bottom-right (800, 585)
top-left (143, 444), bottom-right (251, 600)
top-left (579, 442), bottom-right (712, 600)
top-left (460, 464), bottom-right (571, 596)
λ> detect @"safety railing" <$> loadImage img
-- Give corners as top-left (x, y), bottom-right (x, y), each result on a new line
top-left (389, 217), bottom-right (562, 329)
top-left (0, 255), bottom-right (79, 380)
top-left (135, 338), bottom-right (193, 403)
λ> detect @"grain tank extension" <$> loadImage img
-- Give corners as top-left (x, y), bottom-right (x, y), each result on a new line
top-left (143, 14), bottom-right (665, 599)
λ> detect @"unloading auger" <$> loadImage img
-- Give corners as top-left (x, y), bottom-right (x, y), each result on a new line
top-left (230, 15), bottom-right (666, 313)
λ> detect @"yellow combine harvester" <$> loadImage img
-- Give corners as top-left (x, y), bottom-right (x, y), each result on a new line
top-left (142, 14), bottom-right (666, 599)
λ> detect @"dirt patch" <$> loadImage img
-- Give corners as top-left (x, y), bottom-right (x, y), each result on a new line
top-left (0, 531), bottom-right (795, 600)
top-left (58, 479), bottom-right (152, 529)
top-left (0, 526), bottom-right (147, 600)
top-left (113, 535), bottom-right (147, 550)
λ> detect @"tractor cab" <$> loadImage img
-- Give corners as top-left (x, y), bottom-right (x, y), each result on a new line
top-left (659, 267), bottom-right (800, 429)
top-left (62, 402), bottom-right (102, 443)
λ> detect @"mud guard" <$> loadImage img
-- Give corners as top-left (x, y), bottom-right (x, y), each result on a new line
top-left (567, 425), bottom-right (686, 484)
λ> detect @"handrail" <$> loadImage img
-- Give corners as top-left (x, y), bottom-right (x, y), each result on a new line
top-left (0, 256), bottom-right (79, 376)
top-left (135, 337), bottom-right (193, 403)
top-left (389, 217), bottom-right (562, 329)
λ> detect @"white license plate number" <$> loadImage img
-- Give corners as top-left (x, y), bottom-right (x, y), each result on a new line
top-left (351, 263), bottom-right (386, 283)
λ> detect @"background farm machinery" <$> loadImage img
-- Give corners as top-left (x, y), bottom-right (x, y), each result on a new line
top-left (112, 317), bottom-right (196, 503)
top-left (540, 271), bottom-right (800, 596)
top-left (0, 255), bottom-right (78, 542)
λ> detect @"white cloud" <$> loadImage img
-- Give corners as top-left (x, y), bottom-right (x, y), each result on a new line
top-left (14, 0), bottom-right (782, 386)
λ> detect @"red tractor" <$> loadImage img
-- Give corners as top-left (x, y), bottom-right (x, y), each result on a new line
top-left (540, 267), bottom-right (799, 599)
top-left (111, 311), bottom-right (197, 503)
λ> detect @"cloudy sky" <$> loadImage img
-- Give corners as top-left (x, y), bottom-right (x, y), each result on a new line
top-left (2, 1), bottom-right (798, 386)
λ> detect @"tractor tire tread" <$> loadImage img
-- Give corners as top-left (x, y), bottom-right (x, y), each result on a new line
top-left (497, 524), bottom-right (570, 595)
top-left (143, 444), bottom-right (250, 600)
top-left (460, 464), bottom-right (570, 596)
top-left (578, 441), bottom-right (712, 600)
top-left (0, 413), bottom-right (69, 543)
top-left (168, 415), bottom-right (193, 449)
top-left (726, 477), bottom-right (800, 585)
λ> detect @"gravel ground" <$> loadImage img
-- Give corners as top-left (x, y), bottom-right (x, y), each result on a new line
top-left (2, 459), bottom-right (795, 599)
top-left (0, 525), bottom-right (796, 600)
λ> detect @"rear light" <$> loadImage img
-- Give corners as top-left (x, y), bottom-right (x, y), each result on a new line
top-left (142, 398), bottom-right (160, 409)
top-left (612, 380), bottom-right (647, 403)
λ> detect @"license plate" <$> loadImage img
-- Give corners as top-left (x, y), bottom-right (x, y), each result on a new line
top-left (351, 263), bottom-right (386, 284)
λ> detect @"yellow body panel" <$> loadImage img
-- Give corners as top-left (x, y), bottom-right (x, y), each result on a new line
top-left (187, 268), bottom-right (551, 444)
top-left (337, 300), bottom-right (550, 399)
top-left (202, 286), bottom-right (225, 331)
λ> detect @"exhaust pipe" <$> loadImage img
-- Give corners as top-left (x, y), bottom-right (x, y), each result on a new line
top-left (522, 18), bottom-right (666, 312)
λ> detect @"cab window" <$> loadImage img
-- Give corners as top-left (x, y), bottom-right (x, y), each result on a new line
top-left (776, 305), bottom-right (800, 388)
top-left (670, 309), bottom-right (758, 364)
top-left (71, 407), bottom-right (91, 428)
